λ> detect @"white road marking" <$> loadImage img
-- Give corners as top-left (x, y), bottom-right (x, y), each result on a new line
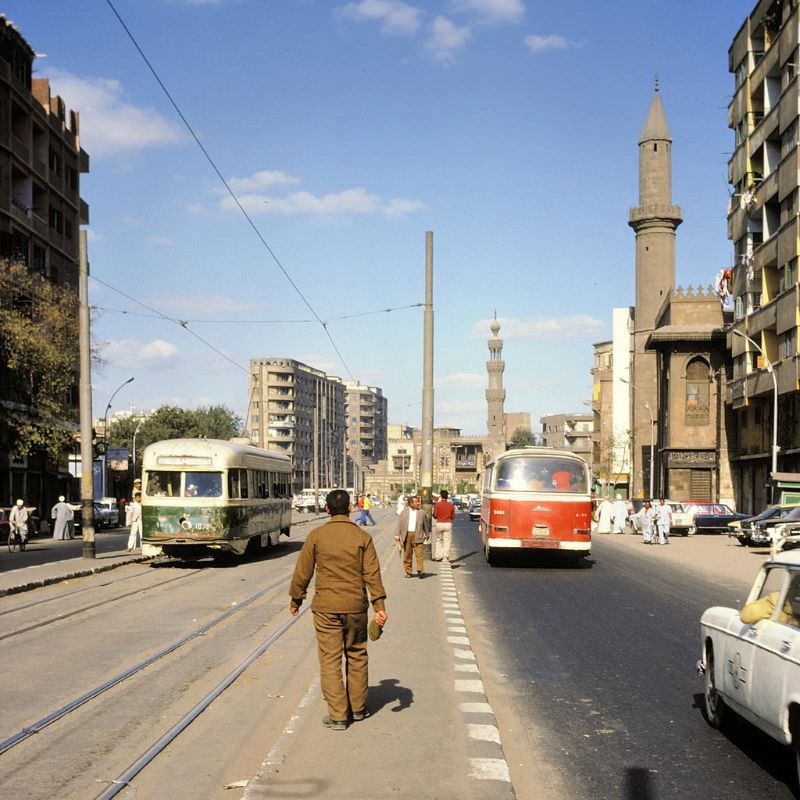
top-left (469, 758), bottom-right (511, 782)
top-left (455, 679), bottom-right (485, 693)
top-left (467, 724), bottom-right (501, 744)
top-left (453, 649), bottom-right (476, 660)
top-left (448, 627), bottom-right (467, 634)
top-left (454, 663), bottom-right (480, 673)
top-left (448, 636), bottom-right (470, 645)
top-left (459, 702), bottom-right (492, 713)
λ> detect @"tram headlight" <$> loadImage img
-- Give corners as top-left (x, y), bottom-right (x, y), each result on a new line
top-left (179, 516), bottom-right (191, 531)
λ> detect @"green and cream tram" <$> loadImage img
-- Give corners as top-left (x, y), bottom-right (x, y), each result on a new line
top-left (140, 438), bottom-right (292, 559)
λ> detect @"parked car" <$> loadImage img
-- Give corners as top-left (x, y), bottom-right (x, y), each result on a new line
top-left (468, 497), bottom-right (482, 521)
top-left (698, 550), bottom-right (800, 786)
top-left (730, 505), bottom-right (800, 546)
top-left (95, 498), bottom-right (120, 529)
top-left (686, 503), bottom-right (750, 535)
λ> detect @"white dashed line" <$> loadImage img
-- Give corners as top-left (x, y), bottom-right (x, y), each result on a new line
top-left (455, 663), bottom-right (480, 673)
top-left (467, 724), bottom-right (502, 744)
top-left (453, 649), bottom-right (476, 660)
top-left (469, 758), bottom-right (511, 782)
top-left (454, 679), bottom-right (485, 693)
top-left (447, 636), bottom-right (470, 645)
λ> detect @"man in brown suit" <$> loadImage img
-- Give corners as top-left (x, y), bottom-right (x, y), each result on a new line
top-left (289, 489), bottom-right (387, 731)
top-left (395, 494), bottom-right (431, 578)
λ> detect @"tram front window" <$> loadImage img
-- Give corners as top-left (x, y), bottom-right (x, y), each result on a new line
top-left (147, 471), bottom-right (181, 497)
top-left (184, 471), bottom-right (222, 497)
top-left (495, 457), bottom-right (587, 493)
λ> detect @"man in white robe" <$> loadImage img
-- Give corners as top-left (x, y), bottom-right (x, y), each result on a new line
top-left (51, 496), bottom-right (74, 540)
top-left (596, 498), bottom-right (614, 534)
top-left (612, 494), bottom-right (629, 534)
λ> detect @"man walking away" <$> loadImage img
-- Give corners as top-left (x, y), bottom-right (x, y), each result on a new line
top-left (289, 489), bottom-right (387, 730)
top-left (432, 489), bottom-right (455, 562)
top-left (51, 496), bottom-right (74, 540)
top-left (395, 494), bottom-right (430, 578)
top-left (655, 498), bottom-right (671, 545)
top-left (362, 493), bottom-right (376, 526)
top-left (612, 493), bottom-right (629, 534)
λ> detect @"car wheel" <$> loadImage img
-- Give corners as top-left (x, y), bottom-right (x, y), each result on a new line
top-left (484, 541), bottom-right (497, 567)
top-left (704, 645), bottom-right (728, 729)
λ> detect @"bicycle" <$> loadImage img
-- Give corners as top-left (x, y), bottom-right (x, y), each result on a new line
top-left (7, 525), bottom-right (27, 552)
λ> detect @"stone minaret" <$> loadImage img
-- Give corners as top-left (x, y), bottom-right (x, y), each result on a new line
top-left (627, 88), bottom-right (682, 497)
top-left (485, 315), bottom-right (506, 461)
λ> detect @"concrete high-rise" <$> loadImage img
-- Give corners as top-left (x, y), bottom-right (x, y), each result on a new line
top-left (628, 90), bottom-right (682, 498)
top-left (345, 381), bottom-right (387, 489)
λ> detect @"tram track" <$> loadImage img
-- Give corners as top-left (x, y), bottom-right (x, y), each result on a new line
top-left (0, 515), bottom-right (395, 800)
top-left (91, 527), bottom-right (397, 800)
top-left (0, 561), bottom-right (298, 755)
top-left (0, 568), bottom-right (204, 642)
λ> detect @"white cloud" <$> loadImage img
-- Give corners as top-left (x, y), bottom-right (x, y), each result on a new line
top-left (471, 315), bottom-right (605, 339)
top-left (452, 0), bottom-right (524, 24)
top-left (220, 187), bottom-right (425, 218)
top-left (426, 16), bottom-right (471, 63)
top-left (147, 235), bottom-right (176, 246)
top-left (524, 34), bottom-right (572, 53)
top-left (227, 170), bottom-right (302, 193)
top-left (47, 70), bottom-right (184, 156)
top-left (145, 294), bottom-right (268, 315)
top-left (338, 0), bottom-right (422, 35)
top-left (439, 372), bottom-right (484, 387)
top-left (101, 338), bottom-right (179, 370)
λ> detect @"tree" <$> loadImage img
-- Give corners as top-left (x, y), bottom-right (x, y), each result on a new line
top-left (0, 260), bottom-right (79, 459)
top-left (509, 427), bottom-right (536, 449)
top-left (108, 404), bottom-right (243, 456)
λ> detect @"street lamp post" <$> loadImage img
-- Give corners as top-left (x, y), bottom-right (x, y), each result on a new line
top-left (732, 329), bottom-right (779, 496)
top-left (102, 377), bottom-right (134, 497)
top-left (620, 377), bottom-right (657, 499)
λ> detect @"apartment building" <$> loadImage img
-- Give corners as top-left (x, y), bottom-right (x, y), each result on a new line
top-left (727, 0), bottom-right (800, 511)
top-left (540, 413), bottom-right (594, 468)
top-left (0, 17), bottom-right (89, 508)
top-left (345, 381), bottom-right (387, 487)
top-left (248, 358), bottom-right (345, 492)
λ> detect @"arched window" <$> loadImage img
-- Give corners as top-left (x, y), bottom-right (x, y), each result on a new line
top-left (686, 358), bottom-right (711, 425)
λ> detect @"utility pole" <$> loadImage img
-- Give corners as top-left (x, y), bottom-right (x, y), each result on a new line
top-left (312, 385), bottom-right (319, 513)
top-left (78, 231), bottom-right (96, 559)
top-left (420, 231), bottom-right (435, 517)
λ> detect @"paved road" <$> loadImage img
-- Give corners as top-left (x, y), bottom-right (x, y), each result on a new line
top-left (0, 530), bottom-right (130, 571)
top-left (451, 515), bottom-right (798, 799)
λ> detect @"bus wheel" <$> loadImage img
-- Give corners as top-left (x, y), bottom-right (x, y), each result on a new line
top-left (484, 542), bottom-right (498, 567)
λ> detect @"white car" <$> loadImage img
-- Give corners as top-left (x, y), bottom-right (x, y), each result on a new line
top-left (698, 551), bottom-right (800, 782)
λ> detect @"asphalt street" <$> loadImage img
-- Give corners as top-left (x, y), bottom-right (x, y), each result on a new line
top-left (0, 530), bottom-right (130, 571)
top-left (450, 515), bottom-right (798, 800)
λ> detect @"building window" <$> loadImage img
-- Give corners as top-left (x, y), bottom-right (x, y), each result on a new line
top-left (48, 148), bottom-right (61, 175)
top-left (685, 358), bottom-right (711, 426)
top-left (49, 205), bottom-right (63, 233)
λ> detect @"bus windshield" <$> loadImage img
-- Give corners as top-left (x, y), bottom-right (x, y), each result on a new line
top-left (494, 457), bottom-right (587, 493)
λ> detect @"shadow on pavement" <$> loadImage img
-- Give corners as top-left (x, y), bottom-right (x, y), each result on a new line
top-left (150, 540), bottom-right (304, 569)
top-left (624, 767), bottom-right (655, 799)
top-left (368, 678), bottom-right (414, 715)
top-left (450, 551), bottom-right (478, 565)
top-left (490, 551), bottom-right (594, 570)
top-left (691, 692), bottom-right (796, 792)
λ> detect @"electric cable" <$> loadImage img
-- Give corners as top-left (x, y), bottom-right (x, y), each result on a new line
top-left (104, 0), bottom-right (355, 380)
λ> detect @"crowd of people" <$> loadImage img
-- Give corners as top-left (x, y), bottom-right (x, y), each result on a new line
top-left (594, 493), bottom-right (673, 544)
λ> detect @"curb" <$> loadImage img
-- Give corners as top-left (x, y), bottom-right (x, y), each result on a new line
top-left (0, 555), bottom-right (153, 597)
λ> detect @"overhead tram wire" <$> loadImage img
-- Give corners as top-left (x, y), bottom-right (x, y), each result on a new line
top-left (91, 301), bottom-right (425, 325)
top-left (104, 0), bottom-right (354, 381)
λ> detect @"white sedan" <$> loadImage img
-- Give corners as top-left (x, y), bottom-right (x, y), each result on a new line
top-left (698, 551), bottom-right (800, 781)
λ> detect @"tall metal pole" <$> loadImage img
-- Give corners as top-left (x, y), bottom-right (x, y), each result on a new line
top-left (312, 384), bottom-right (319, 513)
top-left (420, 231), bottom-right (435, 516)
top-left (78, 232), bottom-right (96, 559)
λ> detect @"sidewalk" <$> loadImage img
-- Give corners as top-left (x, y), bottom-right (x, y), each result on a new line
top-left (241, 535), bottom-right (516, 800)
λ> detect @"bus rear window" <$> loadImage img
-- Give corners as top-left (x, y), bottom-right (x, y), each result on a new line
top-left (495, 457), bottom-right (587, 493)
top-left (146, 471), bottom-right (181, 497)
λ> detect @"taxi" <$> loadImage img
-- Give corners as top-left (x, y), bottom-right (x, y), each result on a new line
top-left (698, 551), bottom-right (800, 781)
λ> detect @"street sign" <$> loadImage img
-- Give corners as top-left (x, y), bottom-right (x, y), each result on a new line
top-left (107, 447), bottom-right (129, 471)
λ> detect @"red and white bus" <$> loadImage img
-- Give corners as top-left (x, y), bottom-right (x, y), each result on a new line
top-left (479, 447), bottom-right (592, 565)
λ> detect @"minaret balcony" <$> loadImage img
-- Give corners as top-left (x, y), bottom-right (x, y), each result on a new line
top-left (628, 204), bottom-right (683, 229)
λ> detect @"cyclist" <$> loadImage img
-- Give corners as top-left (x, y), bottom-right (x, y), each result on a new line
top-left (9, 498), bottom-right (29, 547)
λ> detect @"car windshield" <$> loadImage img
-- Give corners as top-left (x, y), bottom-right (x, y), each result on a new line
top-left (495, 457), bottom-right (587, 493)
top-left (687, 504), bottom-right (730, 515)
top-left (785, 507), bottom-right (800, 522)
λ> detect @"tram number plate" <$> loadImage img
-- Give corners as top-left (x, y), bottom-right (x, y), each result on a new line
top-left (531, 525), bottom-right (550, 538)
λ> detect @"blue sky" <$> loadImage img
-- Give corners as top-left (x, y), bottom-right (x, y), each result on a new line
top-left (8, 0), bottom-right (748, 434)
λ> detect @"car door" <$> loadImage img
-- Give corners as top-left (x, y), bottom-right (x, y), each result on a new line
top-left (723, 566), bottom-right (787, 711)
top-left (749, 570), bottom-right (800, 737)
